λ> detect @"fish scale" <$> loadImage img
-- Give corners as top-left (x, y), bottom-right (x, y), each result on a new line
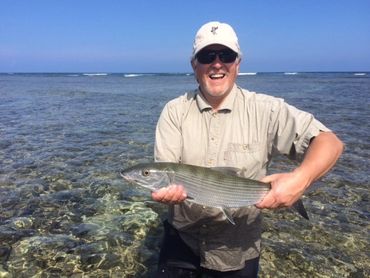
top-left (120, 162), bottom-right (309, 221)
top-left (174, 170), bottom-right (269, 208)
top-left (121, 162), bottom-right (270, 208)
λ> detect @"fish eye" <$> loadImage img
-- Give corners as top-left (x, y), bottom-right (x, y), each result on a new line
top-left (142, 169), bottom-right (150, 176)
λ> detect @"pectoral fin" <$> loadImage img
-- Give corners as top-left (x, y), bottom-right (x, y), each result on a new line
top-left (220, 207), bottom-right (236, 225)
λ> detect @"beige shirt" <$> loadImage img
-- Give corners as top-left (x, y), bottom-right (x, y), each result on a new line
top-left (154, 84), bottom-right (330, 271)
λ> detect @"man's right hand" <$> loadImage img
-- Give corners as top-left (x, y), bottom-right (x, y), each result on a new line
top-left (151, 184), bottom-right (187, 204)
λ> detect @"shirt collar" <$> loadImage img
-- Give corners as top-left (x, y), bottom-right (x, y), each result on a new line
top-left (195, 84), bottom-right (238, 112)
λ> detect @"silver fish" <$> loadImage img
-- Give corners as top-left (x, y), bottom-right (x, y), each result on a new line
top-left (120, 162), bottom-right (309, 223)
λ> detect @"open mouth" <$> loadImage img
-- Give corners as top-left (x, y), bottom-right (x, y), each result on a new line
top-left (209, 73), bottom-right (225, 80)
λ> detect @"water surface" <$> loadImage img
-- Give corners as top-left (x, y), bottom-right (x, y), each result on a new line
top-left (0, 72), bottom-right (369, 277)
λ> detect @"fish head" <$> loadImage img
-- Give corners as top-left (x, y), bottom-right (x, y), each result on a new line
top-left (120, 163), bottom-right (172, 191)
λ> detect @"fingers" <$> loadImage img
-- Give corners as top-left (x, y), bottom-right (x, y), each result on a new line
top-left (257, 174), bottom-right (280, 209)
top-left (151, 184), bottom-right (187, 204)
top-left (260, 173), bottom-right (278, 184)
top-left (256, 186), bottom-right (299, 209)
top-left (257, 173), bottom-right (301, 209)
top-left (255, 191), bottom-right (279, 209)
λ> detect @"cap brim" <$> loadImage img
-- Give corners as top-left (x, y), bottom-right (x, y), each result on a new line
top-left (192, 40), bottom-right (240, 59)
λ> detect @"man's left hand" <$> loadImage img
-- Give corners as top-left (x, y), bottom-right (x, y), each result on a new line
top-left (255, 170), bottom-right (309, 209)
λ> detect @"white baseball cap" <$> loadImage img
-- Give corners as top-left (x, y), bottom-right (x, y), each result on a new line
top-left (191, 21), bottom-right (242, 60)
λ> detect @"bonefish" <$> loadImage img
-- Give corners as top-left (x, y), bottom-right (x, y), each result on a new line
top-left (120, 162), bottom-right (309, 224)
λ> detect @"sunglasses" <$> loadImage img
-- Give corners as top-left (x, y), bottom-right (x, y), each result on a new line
top-left (196, 48), bottom-right (238, 64)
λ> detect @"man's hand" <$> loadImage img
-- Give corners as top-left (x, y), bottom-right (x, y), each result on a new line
top-left (256, 132), bottom-right (343, 209)
top-left (255, 170), bottom-right (309, 209)
top-left (151, 184), bottom-right (187, 204)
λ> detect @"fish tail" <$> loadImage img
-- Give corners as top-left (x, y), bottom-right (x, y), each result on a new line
top-left (293, 199), bottom-right (309, 220)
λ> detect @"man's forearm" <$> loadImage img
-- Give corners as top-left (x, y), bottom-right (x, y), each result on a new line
top-left (293, 131), bottom-right (344, 189)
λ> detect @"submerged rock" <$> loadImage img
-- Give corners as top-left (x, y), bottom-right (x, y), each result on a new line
top-left (7, 235), bottom-right (81, 276)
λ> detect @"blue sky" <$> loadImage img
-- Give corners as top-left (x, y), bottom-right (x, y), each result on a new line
top-left (1, 0), bottom-right (369, 73)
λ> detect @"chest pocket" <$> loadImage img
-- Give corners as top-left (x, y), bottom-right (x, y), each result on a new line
top-left (224, 142), bottom-right (265, 177)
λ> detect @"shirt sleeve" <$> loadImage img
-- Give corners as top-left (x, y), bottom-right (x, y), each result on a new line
top-left (154, 100), bottom-right (183, 163)
top-left (271, 100), bottom-right (331, 161)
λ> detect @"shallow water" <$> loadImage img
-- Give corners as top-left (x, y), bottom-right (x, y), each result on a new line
top-left (0, 72), bottom-right (369, 277)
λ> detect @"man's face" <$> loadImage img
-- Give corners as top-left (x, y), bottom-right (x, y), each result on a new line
top-left (192, 44), bottom-right (240, 101)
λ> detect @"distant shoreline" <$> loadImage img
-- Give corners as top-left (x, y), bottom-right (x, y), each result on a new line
top-left (1, 71), bottom-right (369, 75)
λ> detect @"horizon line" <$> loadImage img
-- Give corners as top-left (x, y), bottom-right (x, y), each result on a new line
top-left (1, 70), bottom-right (369, 74)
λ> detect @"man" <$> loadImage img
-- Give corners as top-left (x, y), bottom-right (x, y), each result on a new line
top-left (152, 21), bottom-right (344, 277)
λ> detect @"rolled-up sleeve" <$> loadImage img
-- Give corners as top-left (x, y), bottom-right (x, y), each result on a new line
top-left (271, 101), bottom-right (331, 161)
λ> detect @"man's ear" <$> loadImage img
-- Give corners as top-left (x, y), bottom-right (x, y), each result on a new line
top-left (191, 59), bottom-right (197, 71)
top-left (191, 60), bottom-right (200, 83)
top-left (236, 58), bottom-right (241, 73)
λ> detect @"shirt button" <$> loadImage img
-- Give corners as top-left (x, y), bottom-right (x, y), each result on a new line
top-left (202, 224), bottom-right (207, 228)
top-left (202, 241), bottom-right (206, 245)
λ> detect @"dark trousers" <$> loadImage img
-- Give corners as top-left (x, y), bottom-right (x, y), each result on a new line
top-left (156, 221), bottom-right (259, 278)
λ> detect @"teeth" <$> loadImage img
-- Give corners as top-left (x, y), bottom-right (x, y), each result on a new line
top-left (210, 73), bottom-right (225, 79)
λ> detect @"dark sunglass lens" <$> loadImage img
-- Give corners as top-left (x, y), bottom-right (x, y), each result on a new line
top-left (196, 49), bottom-right (237, 64)
top-left (219, 50), bottom-right (238, 63)
top-left (197, 50), bottom-right (216, 64)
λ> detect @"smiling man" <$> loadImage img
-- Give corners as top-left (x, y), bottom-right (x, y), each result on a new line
top-left (153, 21), bottom-right (343, 277)
top-left (191, 44), bottom-right (240, 109)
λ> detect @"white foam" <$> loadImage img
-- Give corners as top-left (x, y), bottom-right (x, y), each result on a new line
top-left (83, 73), bottom-right (108, 76)
top-left (284, 72), bottom-right (298, 75)
top-left (354, 73), bottom-right (366, 76)
top-left (238, 72), bottom-right (257, 76)
top-left (124, 74), bottom-right (143, 78)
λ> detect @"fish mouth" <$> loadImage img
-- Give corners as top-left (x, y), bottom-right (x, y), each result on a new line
top-left (120, 173), bottom-right (147, 187)
top-left (122, 175), bottom-right (135, 183)
top-left (120, 171), bottom-right (134, 182)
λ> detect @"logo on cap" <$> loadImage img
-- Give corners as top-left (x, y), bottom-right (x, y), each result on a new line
top-left (211, 26), bottom-right (218, 35)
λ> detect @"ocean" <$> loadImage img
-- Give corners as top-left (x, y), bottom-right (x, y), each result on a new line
top-left (0, 72), bottom-right (369, 277)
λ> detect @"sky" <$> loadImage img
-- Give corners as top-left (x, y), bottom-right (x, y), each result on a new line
top-left (1, 0), bottom-right (369, 73)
